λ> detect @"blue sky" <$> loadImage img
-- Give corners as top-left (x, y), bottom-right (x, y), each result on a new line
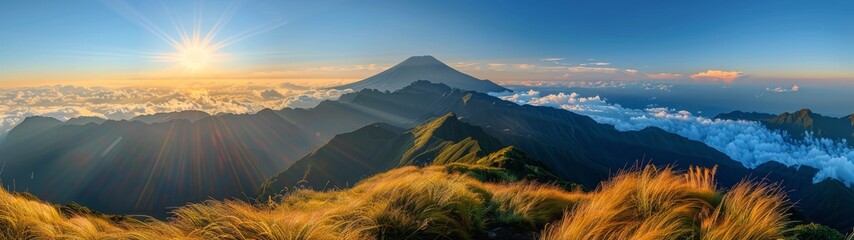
top-left (0, 0), bottom-right (852, 84)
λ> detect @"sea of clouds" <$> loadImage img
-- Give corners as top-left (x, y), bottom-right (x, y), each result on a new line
top-left (491, 89), bottom-right (854, 186)
top-left (0, 84), bottom-right (352, 137)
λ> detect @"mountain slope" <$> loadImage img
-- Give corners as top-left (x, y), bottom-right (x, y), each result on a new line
top-left (258, 113), bottom-right (514, 197)
top-left (717, 109), bottom-right (854, 145)
top-left (332, 55), bottom-right (508, 93)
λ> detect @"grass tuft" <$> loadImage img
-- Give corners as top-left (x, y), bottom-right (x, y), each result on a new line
top-left (541, 165), bottom-right (793, 240)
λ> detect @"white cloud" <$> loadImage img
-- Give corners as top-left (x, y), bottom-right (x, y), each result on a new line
top-left (690, 70), bottom-right (742, 84)
top-left (259, 89), bottom-right (285, 100)
top-left (278, 82), bottom-right (311, 90)
top-left (568, 66), bottom-right (619, 73)
top-left (0, 85), bottom-right (353, 137)
top-left (491, 89), bottom-right (854, 186)
top-left (352, 64), bottom-right (380, 71)
top-left (766, 85), bottom-right (800, 93)
top-left (488, 63), bottom-right (508, 71)
top-left (645, 72), bottom-right (683, 79)
top-left (541, 58), bottom-right (564, 62)
top-left (514, 64), bottom-right (536, 70)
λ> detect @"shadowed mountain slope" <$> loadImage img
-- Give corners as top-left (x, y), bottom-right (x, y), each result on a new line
top-left (0, 110), bottom-right (319, 218)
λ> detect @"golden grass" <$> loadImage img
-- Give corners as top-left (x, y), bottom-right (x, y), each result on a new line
top-left (485, 182), bottom-right (585, 229)
top-left (0, 164), bottom-right (800, 240)
top-left (541, 165), bottom-right (791, 240)
top-left (0, 186), bottom-right (184, 239)
top-left (0, 166), bottom-right (581, 239)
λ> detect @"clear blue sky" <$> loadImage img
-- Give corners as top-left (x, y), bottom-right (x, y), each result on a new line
top-left (0, 0), bottom-right (852, 84)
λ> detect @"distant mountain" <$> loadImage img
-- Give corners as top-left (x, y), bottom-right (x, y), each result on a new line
top-left (2, 116), bottom-right (106, 142)
top-left (64, 116), bottom-right (106, 125)
top-left (3, 81), bottom-right (853, 230)
top-left (0, 110), bottom-right (320, 218)
top-left (714, 110), bottom-right (776, 121)
top-left (130, 110), bottom-right (211, 124)
top-left (332, 55), bottom-right (508, 93)
top-left (3, 116), bottom-right (63, 143)
top-left (717, 109), bottom-right (854, 145)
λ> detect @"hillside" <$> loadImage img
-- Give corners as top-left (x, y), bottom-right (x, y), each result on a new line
top-left (259, 113), bottom-right (564, 198)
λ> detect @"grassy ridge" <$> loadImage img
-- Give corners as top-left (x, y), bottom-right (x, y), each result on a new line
top-left (1, 165), bottom-right (850, 239)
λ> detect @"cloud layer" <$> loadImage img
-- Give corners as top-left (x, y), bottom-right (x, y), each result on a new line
top-left (491, 89), bottom-right (854, 186)
top-left (0, 85), bottom-right (352, 137)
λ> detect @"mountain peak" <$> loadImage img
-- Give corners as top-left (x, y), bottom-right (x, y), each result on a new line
top-left (415, 112), bottom-right (463, 134)
top-left (3, 116), bottom-right (63, 144)
top-left (795, 108), bottom-right (814, 116)
top-left (410, 112), bottom-right (501, 151)
top-left (399, 55), bottom-right (444, 66)
top-left (331, 55), bottom-right (508, 93)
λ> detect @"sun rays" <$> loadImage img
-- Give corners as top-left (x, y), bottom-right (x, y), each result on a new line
top-left (103, 0), bottom-right (287, 73)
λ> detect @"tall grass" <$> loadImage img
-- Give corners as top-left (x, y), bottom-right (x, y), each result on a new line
top-left (0, 186), bottom-right (184, 239)
top-left (0, 164), bottom-right (802, 239)
top-left (541, 165), bottom-right (791, 240)
top-left (0, 166), bottom-right (582, 239)
top-left (485, 182), bottom-right (585, 229)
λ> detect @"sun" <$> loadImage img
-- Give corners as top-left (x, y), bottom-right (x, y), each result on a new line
top-left (178, 46), bottom-right (212, 70)
top-left (107, 1), bottom-right (288, 73)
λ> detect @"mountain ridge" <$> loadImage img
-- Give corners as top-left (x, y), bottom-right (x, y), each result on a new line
top-left (717, 108), bottom-right (854, 145)
top-left (258, 112), bottom-right (558, 199)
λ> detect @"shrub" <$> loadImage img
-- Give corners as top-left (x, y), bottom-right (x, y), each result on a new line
top-left (786, 223), bottom-right (845, 240)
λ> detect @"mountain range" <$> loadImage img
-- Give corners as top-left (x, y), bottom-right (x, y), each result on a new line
top-left (717, 109), bottom-right (854, 146)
